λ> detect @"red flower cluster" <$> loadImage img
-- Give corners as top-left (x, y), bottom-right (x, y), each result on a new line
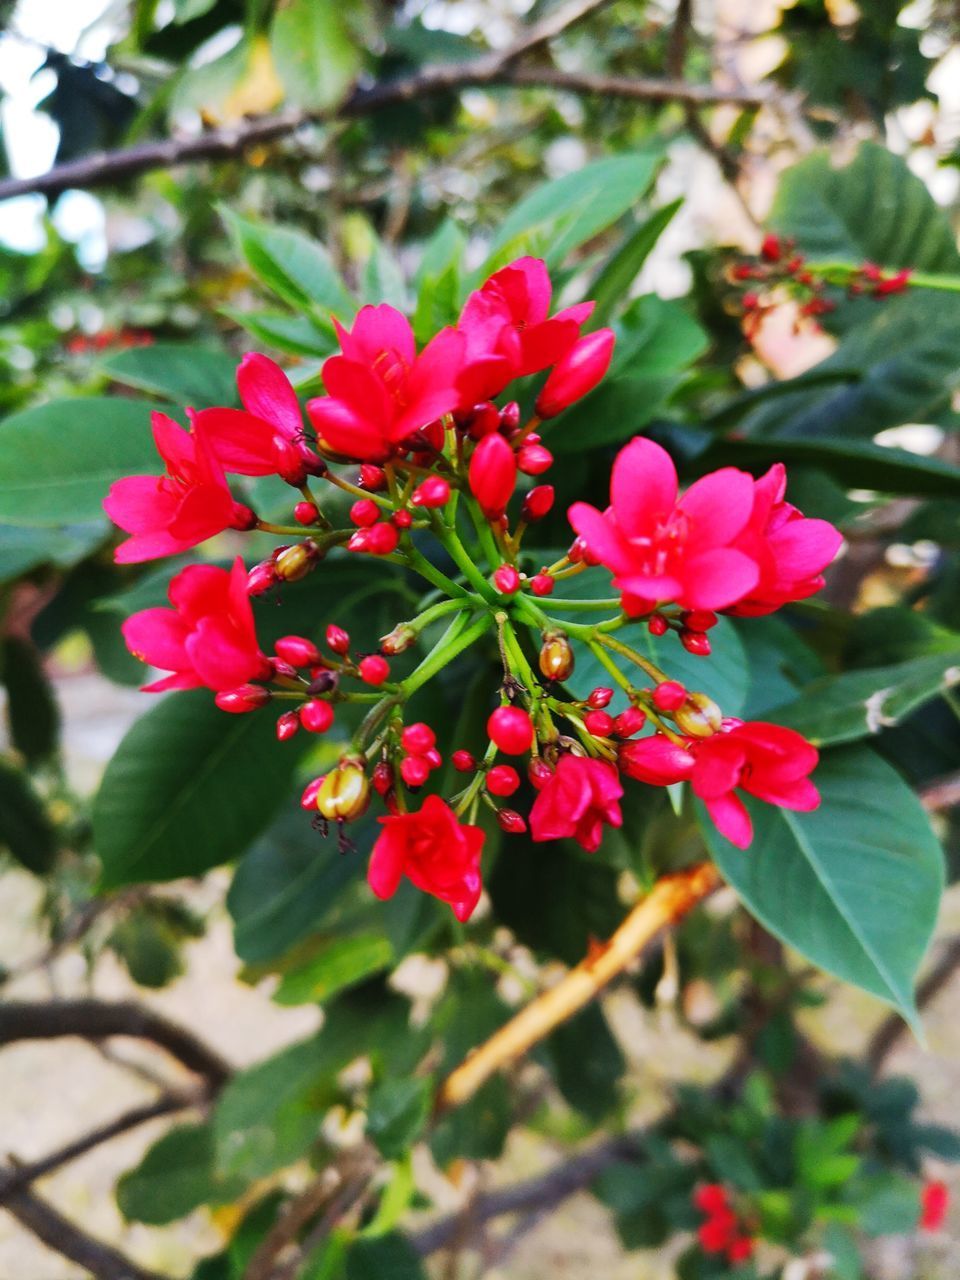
top-left (693, 1184), bottom-right (755, 1265)
top-left (920, 1179), bottom-right (949, 1231)
top-left (106, 252), bottom-right (833, 922)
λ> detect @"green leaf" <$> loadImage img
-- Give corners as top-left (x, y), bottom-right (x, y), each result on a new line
top-left (108, 912), bottom-right (185, 988)
top-left (362, 236), bottom-right (408, 310)
top-left (269, 0), bottom-right (360, 111)
top-left (768, 651), bottom-right (960, 746)
top-left (771, 142), bottom-right (960, 273)
top-left (365, 1077), bottom-right (431, 1160)
top-left (93, 690), bottom-right (305, 888)
top-left (546, 1003), bottom-right (625, 1119)
top-left (849, 1172), bottom-right (921, 1237)
top-left (589, 199), bottom-right (683, 326)
top-left (274, 933), bottom-right (394, 1005)
top-left (345, 1234), bottom-right (426, 1280)
top-left (223, 209), bottom-right (356, 321)
top-left (0, 522), bottom-right (107, 581)
top-left (700, 747), bottom-right (943, 1028)
top-left (1, 636), bottom-right (60, 762)
top-left (0, 760), bottom-right (57, 875)
top-left (221, 308), bottom-right (336, 357)
top-left (100, 343), bottom-right (239, 407)
top-left (117, 1123), bottom-right (246, 1224)
top-left (488, 152), bottom-right (661, 268)
top-left (0, 397), bottom-right (158, 526)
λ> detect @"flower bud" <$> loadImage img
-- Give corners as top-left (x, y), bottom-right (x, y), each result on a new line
top-left (647, 613), bottom-right (668, 636)
top-left (583, 709), bottom-right (614, 737)
top-left (301, 776), bottom-right (325, 809)
top-left (423, 747), bottom-right (442, 770)
top-left (452, 749), bottom-right (476, 772)
top-left (680, 628), bottom-right (711, 656)
top-left (460, 401), bottom-right (500, 439)
top-left (488, 705), bottom-right (534, 755)
top-left (392, 509), bottom-right (412, 529)
top-left (275, 635), bottom-right (321, 668)
top-left (366, 522), bottom-right (400, 555)
top-left (360, 464), bottom-right (387, 491)
top-left (587, 687), bottom-right (613, 709)
top-left (539, 631), bottom-right (574, 681)
top-left (247, 561), bottom-right (278, 596)
top-left (497, 809), bottom-right (527, 834)
top-left (499, 401), bottom-right (521, 432)
top-left (674, 692), bottom-right (723, 738)
top-left (350, 498), bottom-right (380, 527)
top-left (270, 658), bottom-right (299, 681)
top-left (411, 475), bottom-right (452, 508)
top-left (358, 654), bottom-right (390, 686)
top-left (299, 699), bottom-right (334, 734)
top-left (493, 564), bottom-right (521, 595)
top-left (652, 680), bottom-right (686, 712)
top-left (567, 535), bottom-right (598, 566)
top-left (294, 501), bottom-right (320, 526)
top-left (400, 755), bottom-right (431, 787)
top-left (535, 328), bottom-right (615, 418)
top-left (214, 685), bottom-right (269, 713)
top-left (299, 446), bottom-right (326, 478)
top-left (401, 722), bottom-right (436, 755)
top-left (275, 541), bottom-right (319, 582)
top-left (522, 485), bottom-right (555, 522)
top-left (486, 764), bottom-right (520, 797)
top-left (681, 610), bottom-right (718, 632)
top-left (276, 711), bottom-right (300, 741)
top-left (760, 232), bottom-right (782, 262)
top-left (274, 435), bottom-right (308, 487)
top-left (307, 668), bottom-right (338, 696)
top-left (230, 502), bottom-right (258, 531)
top-left (619, 736), bottom-right (695, 785)
top-left (528, 758), bottom-right (553, 790)
top-left (517, 444), bottom-right (553, 476)
top-left (372, 761), bottom-right (394, 795)
top-left (380, 623), bottom-right (416, 655)
top-left (469, 432), bottom-right (517, 519)
top-left (613, 706), bottom-right (646, 738)
top-left (317, 760), bottom-right (370, 822)
top-left (530, 573), bottom-right (554, 596)
top-left (326, 624), bottom-right (350, 654)
top-left (347, 529), bottom-right (371, 552)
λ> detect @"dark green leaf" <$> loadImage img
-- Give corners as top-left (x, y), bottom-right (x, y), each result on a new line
top-left (1, 636), bottom-right (59, 762)
top-left (117, 1123), bottom-right (246, 1224)
top-left (589, 199), bottom-right (683, 327)
top-left (101, 343), bottom-right (239, 407)
top-left (546, 1003), bottom-right (625, 1119)
top-left (365, 1077), bottom-right (431, 1160)
top-left (345, 1234), bottom-right (426, 1280)
top-left (0, 760), bottom-right (57, 874)
top-left (223, 210), bottom-right (355, 321)
top-left (274, 934), bottom-right (394, 1006)
top-left (0, 522), bottom-right (107, 581)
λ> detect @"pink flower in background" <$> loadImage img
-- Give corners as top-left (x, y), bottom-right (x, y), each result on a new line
top-left (306, 305), bottom-right (464, 461)
top-left (920, 1180), bottom-right (949, 1232)
top-left (196, 353), bottom-right (323, 484)
top-left (103, 412), bottom-right (248, 563)
top-left (122, 558), bottom-right (269, 693)
top-left (529, 754), bottom-right (623, 853)
top-left (456, 256), bottom-right (594, 404)
top-left (725, 463), bottom-right (843, 616)
top-left (368, 794), bottom-right (485, 921)
top-left (569, 437), bottom-right (760, 613)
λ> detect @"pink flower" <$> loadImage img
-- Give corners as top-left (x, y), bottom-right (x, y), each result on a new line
top-left (306, 305), bottom-right (465, 462)
top-left (195, 353), bottom-right (323, 484)
top-left (568, 438), bottom-right (761, 613)
top-left (529, 754), bottom-right (623, 853)
top-left (456, 257), bottom-right (594, 404)
top-left (920, 1180), bottom-right (949, 1232)
top-left (122, 558), bottom-right (269, 693)
top-left (367, 794), bottom-right (485, 921)
top-left (725, 463), bottom-right (843, 616)
top-left (103, 411), bottom-right (248, 564)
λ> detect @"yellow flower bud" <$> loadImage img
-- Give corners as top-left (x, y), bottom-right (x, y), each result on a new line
top-left (674, 691), bottom-right (723, 738)
top-left (539, 630), bottom-right (575, 681)
top-left (317, 759), bottom-right (370, 821)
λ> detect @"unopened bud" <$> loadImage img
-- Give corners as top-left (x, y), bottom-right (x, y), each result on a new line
top-left (587, 687), bottom-right (613, 709)
top-left (452, 749), bottom-right (476, 772)
top-left (247, 561), bottom-right (278, 595)
top-left (613, 706), bottom-right (646, 737)
top-left (653, 681), bottom-right (686, 712)
top-left (372, 761), bottom-right (394, 795)
top-left (326, 624), bottom-right (350, 654)
top-left (410, 475), bottom-right (452, 508)
top-left (301, 776), bottom-right (325, 810)
top-left (499, 401), bottom-right (520, 432)
top-left (316, 760), bottom-right (370, 822)
top-left (366, 522), bottom-right (399, 555)
top-left (358, 654), bottom-right (390, 686)
top-left (350, 498), bottom-right (380, 527)
top-left (535, 329), bottom-right (615, 419)
top-left (380, 623), bottom-right (416, 655)
top-left (680, 628), bottom-right (711, 656)
top-left (517, 444), bottom-right (553, 476)
top-left (469, 432), bottom-right (517, 519)
top-left (275, 635), bottom-right (321, 668)
top-left (461, 402), bottom-right (500, 439)
top-left (539, 631), bottom-right (574, 681)
top-left (230, 502), bottom-right (258, 531)
top-left (528, 758), bottom-right (553, 790)
top-left (275, 541), bottom-right (319, 582)
top-left (531, 573), bottom-right (554, 596)
top-left (681, 610), bottom-right (718, 632)
top-left (215, 684), bottom-right (270, 714)
top-left (400, 755), bottom-right (431, 787)
top-left (493, 564), bottom-right (521, 595)
top-left (307, 668), bottom-right (338, 696)
top-left (276, 711), bottom-right (300, 741)
top-left (294, 501), bottom-right (320, 525)
top-left (674, 692), bottom-right (723, 738)
top-left (393, 509), bottom-right (412, 529)
top-left (583, 709), bottom-right (614, 737)
top-left (647, 613), bottom-right (668, 636)
top-left (299, 700), bottom-right (334, 734)
top-left (497, 809), bottom-right (527, 834)
top-left (522, 485), bottom-right (555, 522)
top-left (274, 436), bottom-right (308, 487)
top-left (359, 464), bottom-right (387, 491)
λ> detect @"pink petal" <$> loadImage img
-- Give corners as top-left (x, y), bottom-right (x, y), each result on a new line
top-left (567, 503), bottom-right (636, 576)
top-left (690, 739), bottom-right (747, 800)
top-left (141, 671), bottom-right (202, 693)
top-left (104, 475), bottom-right (178, 533)
top-left (508, 257), bottom-right (552, 323)
top-left (746, 776), bottom-right (820, 811)
top-left (517, 316), bottom-right (579, 375)
top-left (151, 411), bottom-right (195, 474)
top-left (237, 353), bottom-right (303, 441)
top-left (113, 531), bottom-right (193, 564)
top-left (185, 617), bottom-right (262, 691)
top-left (367, 827), bottom-right (405, 900)
top-left (346, 304), bottom-right (416, 367)
top-left (680, 468), bottom-right (755, 548)
top-left (194, 408), bottom-right (277, 476)
top-left (122, 608), bottom-right (190, 671)
top-left (168, 564), bottom-right (231, 621)
top-left (704, 792), bottom-right (753, 849)
top-left (610, 438), bottom-right (677, 538)
top-left (306, 395), bottom-right (390, 462)
top-left (680, 548), bottom-right (759, 610)
top-left (767, 518), bottom-right (843, 578)
top-left (167, 483), bottom-right (235, 542)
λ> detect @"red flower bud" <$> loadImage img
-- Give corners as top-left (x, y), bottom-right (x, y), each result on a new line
top-left (275, 541), bottom-right (319, 582)
top-left (275, 635), bottom-right (321, 668)
top-left (230, 502), bottom-right (258, 532)
top-left (350, 498), bottom-right (380, 527)
top-left (527, 758), bottom-right (553, 790)
top-left (452, 749), bottom-right (476, 772)
top-left (400, 755), bottom-right (431, 787)
top-left (530, 573), bottom-right (554, 596)
top-left (401, 722), bottom-right (436, 755)
top-left (270, 658), bottom-right (299, 681)
top-left (215, 684), bottom-right (270, 713)
top-left (299, 700), bottom-right (334, 733)
top-left (583, 709), bottom-right (614, 737)
top-left (535, 328), bottom-right (615, 419)
top-left (392, 509), bottom-right (412, 529)
top-left (487, 764), bottom-right (520, 797)
top-left (307, 668), bottom-right (338, 695)
top-left (681, 610), bottom-right (718, 632)
top-left (359, 464), bottom-right (387, 491)
top-left (372, 761), bottom-right (394, 795)
top-left (680, 628), bottom-right (711, 656)
top-left (653, 681), bottom-right (686, 712)
top-left (326, 624), bottom-right (350, 654)
top-left (411, 475), bottom-right (452, 508)
top-left (587, 687), bottom-right (613, 709)
top-left (274, 436), bottom-right (308, 487)
top-left (493, 564), bottom-right (521, 595)
top-left (497, 808), bottom-right (527, 834)
top-left (294, 501), bottom-right (320, 525)
top-left (517, 444), bottom-right (553, 476)
top-left (300, 776), bottom-right (325, 809)
top-left (347, 529), bottom-right (372, 552)
top-left (567, 535), bottom-right (599, 566)
top-left (366, 522), bottom-right (400, 555)
top-left (647, 613), bottom-right (668, 636)
top-left (613, 706), bottom-right (646, 737)
top-left (522, 485), bottom-right (555, 522)
top-left (469, 432), bottom-right (517, 519)
top-left (247, 561), bottom-right (278, 595)
top-left (499, 401), bottom-right (521, 432)
top-left (276, 711), bottom-right (300, 741)
top-left (488, 705), bottom-right (534, 755)
top-left (460, 401), bottom-right (500, 439)
top-left (760, 232), bottom-right (782, 262)
top-left (358, 654), bottom-right (390, 686)
top-left (380, 623), bottom-right (416, 655)
top-left (423, 747), bottom-right (442, 770)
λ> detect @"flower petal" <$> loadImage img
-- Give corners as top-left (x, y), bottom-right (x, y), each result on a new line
top-left (610, 437), bottom-right (677, 538)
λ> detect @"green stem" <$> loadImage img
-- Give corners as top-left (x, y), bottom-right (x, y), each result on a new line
top-left (399, 611), bottom-right (493, 699)
top-left (325, 471), bottom-right (393, 508)
top-left (540, 596), bottom-right (624, 612)
top-left (596, 632), bottom-right (666, 684)
top-left (805, 261), bottom-right (960, 293)
top-left (432, 517), bottom-right (499, 602)
top-left (464, 496), bottom-right (504, 573)
top-left (402, 545), bottom-right (474, 601)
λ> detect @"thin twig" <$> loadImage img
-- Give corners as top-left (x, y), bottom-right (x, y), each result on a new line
top-left (436, 862), bottom-right (721, 1110)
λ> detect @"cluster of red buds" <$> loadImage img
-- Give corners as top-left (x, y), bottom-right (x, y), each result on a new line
top-left (693, 1184), bottom-right (755, 1265)
top-left (106, 254), bottom-right (843, 922)
top-left (730, 233), bottom-right (914, 337)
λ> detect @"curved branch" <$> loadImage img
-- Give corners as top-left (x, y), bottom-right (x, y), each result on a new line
top-left (0, 998), bottom-right (232, 1089)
